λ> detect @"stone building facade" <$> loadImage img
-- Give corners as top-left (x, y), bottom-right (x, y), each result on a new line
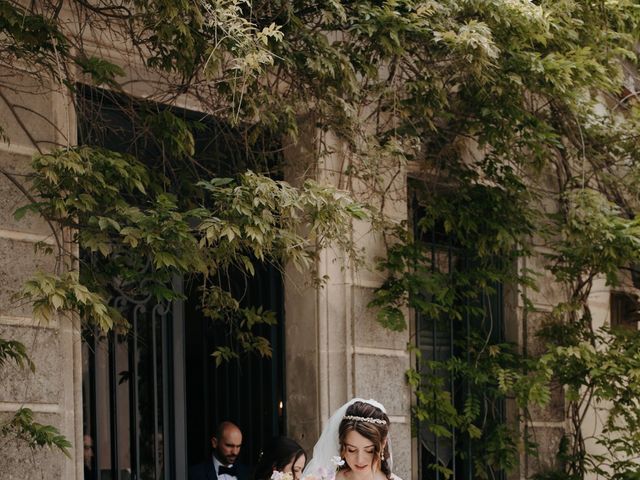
top-left (0, 68), bottom-right (414, 480)
top-left (0, 22), bottom-right (633, 480)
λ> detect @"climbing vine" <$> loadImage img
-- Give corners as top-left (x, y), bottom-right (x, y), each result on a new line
top-left (1, 0), bottom-right (640, 477)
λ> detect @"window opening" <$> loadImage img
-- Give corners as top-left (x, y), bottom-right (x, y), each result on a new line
top-left (610, 291), bottom-right (640, 330)
top-left (412, 192), bottom-right (506, 480)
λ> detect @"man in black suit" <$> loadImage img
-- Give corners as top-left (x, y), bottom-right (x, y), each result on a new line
top-left (189, 421), bottom-right (251, 480)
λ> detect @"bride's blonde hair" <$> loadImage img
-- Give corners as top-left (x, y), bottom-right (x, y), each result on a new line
top-left (337, 401), bottom-right (391, 479)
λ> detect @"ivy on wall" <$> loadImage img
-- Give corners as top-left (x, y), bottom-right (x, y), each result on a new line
top-left (0, 0), bottom-right (640, 477)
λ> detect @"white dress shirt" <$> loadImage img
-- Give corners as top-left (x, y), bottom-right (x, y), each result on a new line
top-left (213, 455), bottom-right (238, 480)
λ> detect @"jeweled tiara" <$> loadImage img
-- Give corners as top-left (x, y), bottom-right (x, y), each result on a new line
top-left (343, 415), bottom-right (387, 425)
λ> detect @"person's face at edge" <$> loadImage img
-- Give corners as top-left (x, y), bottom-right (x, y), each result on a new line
top-left (282, 453), bottom-right (306, 480)
top-left (341, 430), bottom-right (379, 475)
top-left (83, 434), bottom-right (94, 467)
top-left (211, 427), bottom-right (242, 465)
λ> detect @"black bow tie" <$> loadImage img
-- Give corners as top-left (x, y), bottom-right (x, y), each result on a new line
top-left (218, 465), bottom-right (238, 477)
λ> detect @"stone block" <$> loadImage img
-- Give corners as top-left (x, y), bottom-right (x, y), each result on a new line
top-left (0, 151), bottom-right (50, 235)
top-left (527, 426), bottom-right (565, 477)
top-left (0, 324), bottom-right (62, 404)
top-left (0, 412), bottom-right (67, 480)
top-left (503, 283), bottom-right (522, 346)
top-left (525, 310), bottom-right (554, 358)
top-left (389, 421), bottom-right (412, 480)
top-left (284, 265), bottom-right (321, 453)
top-left (352, 286), bottom-right (409, 351)
top-left (353, 353), bottom-right (410, 417)
top-left (524, 253), bottom-right (565, 309)
top-left (0, 71), bottom-right (57, 148)
top-left (529, 382), bottom-right (565, 423)
top-left (0, 237), bottom-right (56, 317)
top-left (351, 218), bottom-right (388, 286)
top-left (587, 277), bottom-right (612, 330)
top-left (350, 161), bottom-right (408, 223)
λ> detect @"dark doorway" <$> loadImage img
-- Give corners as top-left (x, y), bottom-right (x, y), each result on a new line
top-left (184, 264), bottom-right (286, 468)
top-left (78, 86), bottom-right (287, 479)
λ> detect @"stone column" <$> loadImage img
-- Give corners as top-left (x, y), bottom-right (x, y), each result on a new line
top-left (0, 72), bottom-right (82, 480)
top-left (283, 128), bottom-right (413, 480)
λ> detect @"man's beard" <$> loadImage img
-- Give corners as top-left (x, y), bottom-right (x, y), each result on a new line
top-left (216, 451), bottom-right (237, 465)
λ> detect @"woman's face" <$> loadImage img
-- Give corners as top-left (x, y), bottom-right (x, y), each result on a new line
top-left (283, 453), bottom-right (306, 480)
top-left (341, 430), bottom-right (378, 474)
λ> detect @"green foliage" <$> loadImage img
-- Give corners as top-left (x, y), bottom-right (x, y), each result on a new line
top-left (373, 183), bottom-right (548, 478)
top-left (536, 322), bottom-right (640, 478)
top-left (18, 145), bottom-right (366, 344)
top-left (1, 0), bottom-right (640, 475)
top-left (0, 0), bottom-right (68, 68)
top-left (197, 171), bottom-right (367, 272)
top-left (144, 110), bottom-right (197, 160)
top-left (19, 272), bottom-right (121, 330)
top-left (0, 338), bottom-right (34, 372)
top-left (548, 188), bottom-right (640, 287)
top-left (355, 0), bottom-right (640, 477)
top-left (75, 56), bottom-right (125, 89)
top-left (0, 341), bottom-right (69, 457)
top-left (1, 408), bottom-right (71, 457)
top-left (203, 287), bottom-right (277, 362)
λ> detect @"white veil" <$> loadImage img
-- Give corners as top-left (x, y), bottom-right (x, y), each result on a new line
top-left (303, 398), bottom-right (393, 478)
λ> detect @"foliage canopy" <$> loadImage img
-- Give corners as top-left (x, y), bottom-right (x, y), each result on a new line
top-left (1, 0), bottom-right (640, 477)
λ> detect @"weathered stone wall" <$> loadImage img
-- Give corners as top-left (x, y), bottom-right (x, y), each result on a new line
top-left (512, 252), bottom-right (569, 479)
top-left (0, 73), bottom-right (83, 479)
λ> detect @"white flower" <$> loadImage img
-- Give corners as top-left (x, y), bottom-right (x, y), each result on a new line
top-left (330, 456), bottom-right (345, 467)
top-left (301, 467), bottom-right (335, 480)
top-left (270, 472), bottom-right (293, 480)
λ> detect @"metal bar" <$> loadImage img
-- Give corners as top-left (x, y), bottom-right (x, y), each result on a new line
top-left (152, 305), bottom-right (160, 480)
top-left (108, 330), bottom-right (120, 480)
top-left (431, 229), bottom-right (439, 480)
top-left (269, 267), bottom-right (279, 436)
top-left (172, 275), bottom-right (188, 480)
top-left (127, 314), bottom-right (136, 480)
top-left (497, 278), bottom-right (506, 480)
top-left (449, 245), bottom-right (456, 479)
top-left (132, 305), bottom-right (142, 480)
top-left (411, 194), bottom-right (425, 480)
top-left (246, 321), bottom-right (254, 459)
top-left (162, 302), bottom-right (172, 480)
top-left (243, 273), bottom-right (254, 461)
top-left (224, 338), bottom-right (230, 418)
top-left (497, 280), bottom-right (501, 338)
top-left (466, 265), bottom-right (472, 480)
top-left (278, 271), bottom-right (286, 435)
top-left (254, 270), bottom-right (265, 463)
top-left (89, 329), bottom-right (100, 480)
top-left (264, 266), bottom-right (280, 435)
top-left (202, 301), bottom-right (211, 457)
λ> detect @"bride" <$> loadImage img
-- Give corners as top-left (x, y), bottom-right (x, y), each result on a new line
top-left (303, 398), bottom-right (402, 480)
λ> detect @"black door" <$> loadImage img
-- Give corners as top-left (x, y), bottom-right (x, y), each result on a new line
top-left (184, 263), bottom-right (286, 468)
top-left (79, 86), bottom-right (286, 480)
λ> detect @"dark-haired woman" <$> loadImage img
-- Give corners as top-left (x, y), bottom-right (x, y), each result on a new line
top-left (253, 436), bottom-right (306, 480)
top-left (303, 398), bottom-right (401, 480)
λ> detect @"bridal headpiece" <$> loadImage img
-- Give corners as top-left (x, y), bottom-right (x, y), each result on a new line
top-left (343, 414), bottom-right (387, 425)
